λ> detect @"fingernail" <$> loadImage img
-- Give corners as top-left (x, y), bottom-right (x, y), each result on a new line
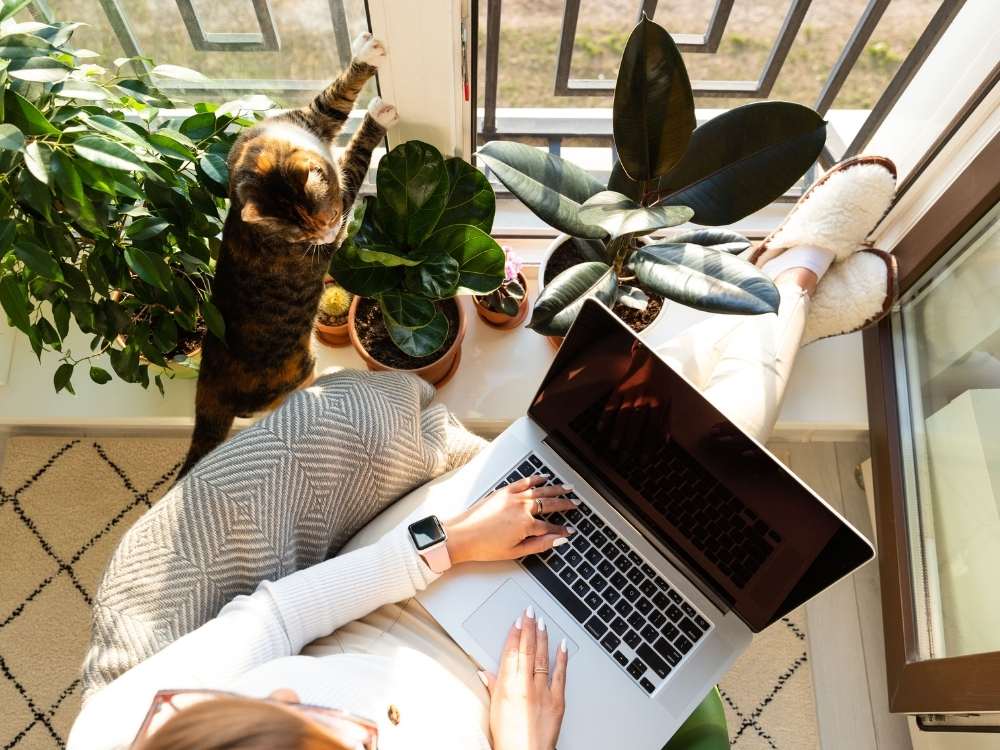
top-left (570, 497), bottom-right (581, 506)
top-left (537, 617), bottom-right (546, 632)
top-left (515, 616), bottom-right (522, 629)
top-left (566, 526), bottom-right (576, 535)
top-left (552, 537), bottom-right (569, 547)
top-left (562, 484), bottom-right (575, 491)
top-left (560, 638), bottom-right (568, 653)
top-left (477, 670), bottom-right (489, 687)
top-left (525, 605), bottom-right (535, 620)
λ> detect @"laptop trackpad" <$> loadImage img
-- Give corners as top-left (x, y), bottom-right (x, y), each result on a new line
top-left (463, 579), bottom-right (579, 670)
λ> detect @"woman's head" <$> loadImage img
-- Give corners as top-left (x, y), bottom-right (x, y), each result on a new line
top-left (133, 691), bottom-right (372, 750)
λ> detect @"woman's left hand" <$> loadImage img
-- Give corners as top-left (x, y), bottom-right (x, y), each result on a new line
top-left (442, 475), bottom-right (578, 564)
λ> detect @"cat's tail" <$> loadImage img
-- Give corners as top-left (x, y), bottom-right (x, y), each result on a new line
top-left (175, 401), bottom-right (236, 483)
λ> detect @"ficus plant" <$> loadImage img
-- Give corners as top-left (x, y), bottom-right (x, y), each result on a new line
top-left (0, 9), bottom-right (259, 394)
top-left (331, 140), bottom-right (505, 358)
top-left (478, 14), bottom-right (828, 337)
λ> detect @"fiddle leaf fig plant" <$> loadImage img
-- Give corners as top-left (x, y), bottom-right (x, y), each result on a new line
top-left (331, 140), bottom-right (505, 358)
top-left (479, 14), bottom-right (827, 337)
top-left (0, 13), bottom-right (262, 394)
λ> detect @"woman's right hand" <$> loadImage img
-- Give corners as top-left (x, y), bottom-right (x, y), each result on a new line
top-left (481, 608), bottom-right (568, 750)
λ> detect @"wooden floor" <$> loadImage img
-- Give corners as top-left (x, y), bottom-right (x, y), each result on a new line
top-left (769, 441), bottom-right (912, 750)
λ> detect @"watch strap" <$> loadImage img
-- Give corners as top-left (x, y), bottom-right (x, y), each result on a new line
top-left (419, 540), bottom-right (451, 573)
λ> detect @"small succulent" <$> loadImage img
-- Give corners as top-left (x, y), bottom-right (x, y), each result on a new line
top-left (318, 283), bottom-right (353, 324)
top-left (477, 248), bottom-right (526, 317)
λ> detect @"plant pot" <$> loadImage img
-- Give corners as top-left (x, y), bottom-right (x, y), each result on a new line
top-left (473, 273), bottom-right (530, 330)
top-left (537, 233), bottom-right (666, 349)
top-left (314, 280), bottom-right (352, 347)
top-left (348, 296), bottom-right (466, 387)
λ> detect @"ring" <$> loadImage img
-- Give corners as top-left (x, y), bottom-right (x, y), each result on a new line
top-left (533, 667), bottom-right (549, 674)
top-left (534, 498), bottom-right (545, 515)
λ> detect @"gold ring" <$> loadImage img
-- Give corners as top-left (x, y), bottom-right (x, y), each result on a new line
top-left (533, 667), bottom-right (549, 674)
top-left (535, 498), bottom-right (544, 515)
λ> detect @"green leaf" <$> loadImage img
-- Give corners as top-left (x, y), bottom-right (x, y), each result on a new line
top-left (126, 216), bottom-right (170, 241)
top-left (72, 134), bottom-right (149, 172)
top-left (14, 239), bottom-right (63, 280)
top-left (617, 284), bottom-right (649, 311)
top-left (666, 228), bottom-right (751, 254)
top-left (424, 224), bottom-right (505, 294)
top-left (16, 171), bottom-right (51, 222)
top-left (51, 151), bottom-right (102, 236)
top-left (379, 289), bottom-right (435, 327)
top-left (478, 141), bottom-right (606, 238)
top-left (23, 140), bottom-right (51, 185)
top-left (80, 113), bottom-right (149, 150)
top-left (608, 160), bottom-right (642, 202)
top-left (0, 123), bottom-right (24, 151)
top-left (383, 306), bottom-right (449, 358)
top-left (528, 261), bottom-right (618, 336)
top-left (628, 242), bottom-right (779, 315)
top-left (53, 79), bottom-right (110, 101)
top-left (151, 64), bottom-right (208, 82)
top-left (375, 140), bottom-right (449, 248)
top-left (197, 153), bottom-right (228, 197)
top-left (404, 253), bottom-right (460, 299)
top-left (201, 299), bottom-right (225, 341)
top-left (0, 0), bottom-right (35, 22)
top-left (4, 89), bottom-right (58, 135)
top-left (436, 157), bottom-right (495, 233)
top-left (52, 297), bottom-right (70, 338)
top-left (578, 190), bottom-right (693, 238)
top-left (89, 365), bottom-right (112, 384)
top-left (0, 273), bottom-right (30, 331)
top-left (0, 220), bottom-right (15, 254)
top-left (53, 361), bottom-right (74, 394)
top-left (613, 16), bottom-right (695, 181)
top-left (7, 55), bottom-right (70, 82)
top-left (329, 241), bottom-right (401, 297)
top-left (654, 101), bottom-right (827, 225)
top-left (179, 111), bottom-right (217, 141)
top-left (147, 131), bottom-right (196, 161)
top-left (124, 247), bottom-right (171, 290)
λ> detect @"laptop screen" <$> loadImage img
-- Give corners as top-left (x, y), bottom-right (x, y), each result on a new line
top-left (528, 299), bottom-right (873, 632)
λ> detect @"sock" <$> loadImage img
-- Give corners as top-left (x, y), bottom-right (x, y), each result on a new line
top-left (762, 245), bottom-right (836, 282)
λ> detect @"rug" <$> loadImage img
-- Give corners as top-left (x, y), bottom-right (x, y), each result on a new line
top-left (0, 434), bottom-right (819, 749)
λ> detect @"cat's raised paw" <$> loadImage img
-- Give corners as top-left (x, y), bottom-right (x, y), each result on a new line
top-left (352, 31), bottom-right (387, 67)
top-left (368, 97), bottom-right (399, 128)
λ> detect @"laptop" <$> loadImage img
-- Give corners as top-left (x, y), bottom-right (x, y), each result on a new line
top-left (417, 298), bottom-right (874, 749)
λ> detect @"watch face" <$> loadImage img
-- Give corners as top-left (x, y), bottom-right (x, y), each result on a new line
top-left (409, 516), bottom-right (446, 550)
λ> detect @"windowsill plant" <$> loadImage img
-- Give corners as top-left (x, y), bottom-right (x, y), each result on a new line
top-left (332, 140), bottom-right (505, 385)
top-left (473, 247), bottom-right (529, 329)
top-left (479, 14), bottom-right (828, 341)
top-left (314, 278), bottom-right (353, 347)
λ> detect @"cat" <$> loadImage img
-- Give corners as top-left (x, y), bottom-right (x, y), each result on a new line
top-left (176, 32), bottom-right (400, 480)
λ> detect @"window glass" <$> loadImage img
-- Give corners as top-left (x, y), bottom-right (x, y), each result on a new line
top-left (892, 202), bottom-right (1000, 660)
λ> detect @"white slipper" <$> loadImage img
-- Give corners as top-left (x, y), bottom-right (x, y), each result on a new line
top-left (749, 155), bottom-right (898, 344)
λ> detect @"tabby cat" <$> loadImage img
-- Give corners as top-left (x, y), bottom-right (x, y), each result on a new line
top-left (176, 32), bottom-right (399, 479)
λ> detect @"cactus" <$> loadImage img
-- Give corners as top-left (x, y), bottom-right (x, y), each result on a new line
top-left (318, 283), bottom-right (353, 324)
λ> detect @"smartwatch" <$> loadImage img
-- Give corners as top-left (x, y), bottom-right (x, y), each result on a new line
top-left (408, 515), bottom-right (452, 573)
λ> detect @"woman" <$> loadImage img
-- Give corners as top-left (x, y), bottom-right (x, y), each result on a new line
top-left (68, 156), bottom-right (897, 750)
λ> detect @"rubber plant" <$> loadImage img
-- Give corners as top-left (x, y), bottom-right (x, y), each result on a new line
top-left (478, 14), bottom-right (828, 337)
top-left (0, 10), bottom-right (259, 394)
top-left (331, 140), bottom-right (505, 358)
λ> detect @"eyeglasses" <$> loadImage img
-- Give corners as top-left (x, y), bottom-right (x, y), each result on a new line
top-left (131, 689), bottom-right (379, 749)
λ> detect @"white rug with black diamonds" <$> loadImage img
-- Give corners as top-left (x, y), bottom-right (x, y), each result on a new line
top-left (0, 435), bottom-right (820, 749)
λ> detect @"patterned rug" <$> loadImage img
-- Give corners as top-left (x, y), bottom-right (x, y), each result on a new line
top-left (0, 434), bottom-right (819, 749)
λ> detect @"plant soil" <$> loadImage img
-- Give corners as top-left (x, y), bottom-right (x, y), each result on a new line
top-left (122, 317), bottom-right (205, 360)
top-left (543, 239), bottom-right (663, 333)
top-left (317, 310), bottom-right (348, 327)
top-left (355, 297), bottom-right (460, 370)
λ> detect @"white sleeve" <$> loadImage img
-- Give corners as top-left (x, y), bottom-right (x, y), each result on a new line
top-left (68, 522), bottom-right (439, 750)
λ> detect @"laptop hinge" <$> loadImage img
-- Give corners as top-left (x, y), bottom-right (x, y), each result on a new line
top-left (543, 432), bottom-right (733, 617)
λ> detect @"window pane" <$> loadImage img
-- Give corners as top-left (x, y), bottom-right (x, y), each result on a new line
top-left (892, 202), bottom-right (1000, 660)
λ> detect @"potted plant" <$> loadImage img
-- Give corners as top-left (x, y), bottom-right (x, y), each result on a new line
top-left (478, 14), bottom-right (828, 341)
top-left (332, 140), bottom-right (505, 386)
top-left (314, 278), bottom-right (353, 347)
top-left (473, 248), bottom-right (529, 329)
top-left (0, 12), bottom-right (251, 394)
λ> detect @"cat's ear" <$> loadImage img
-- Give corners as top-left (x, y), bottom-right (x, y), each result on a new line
top-left (241, 201), bottom-right (264, 224)
top-left (288, 153), bottom-right (326, 194)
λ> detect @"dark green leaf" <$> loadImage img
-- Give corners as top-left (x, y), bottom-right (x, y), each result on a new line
top-left (80, 113), bottom-right (149, 150)
top-left (528, 261), bottom-right (618, 336)
top-left (197, 153), bottom-right (228, 197)
top-left (354, 210), bottom-right (423, 267)
top-left (613, 16), bottom-right (695, 181)
top-left (666, 228), bottom-right (751, 254)
top-left (608, 161), bottom-right (642, 202)
top-left (0, 273), bottom-right (30, 331)
top-left (14, 239), bottom-right (63, 280)
top-left (383, 306), bottom-right (449, 358)
top-left (124, 247), bottom-right (171, 290)
top-left (4, 89), bottom-right (58, 135)
top-left (404, 253), bottom-right (460, 299)
top-left (23, 140), bottom-right (51, 185)
top-left (53, 361), bottom-right (74, 394)
top-left (478, 141), bottom-right (606, 238)
top-left (0, 220), bottom-right (15, 254)
top-left (379, 289), bottom-right (435, 327)
top-left (148, 131), bottom-right (196, 161)
top-left (89, 365), bottom-right (112, 384)
top-left (329, 241), bottom-right (400, 296)
top-left (126, 216), bottom-right (170, 241)
top-left (73, 135), bottom-right (149, 172)
top-left (36, 316), bottom-right (59, 345)
top-left (423, 224), bottom-right (505, 294)
top-left (200, 299), bottom-right (225, 341)
top-left (51, 151), bottom-right (102, 235)
top-left (578, 190), bottom-right (693, 238)
top-left (375, 140), bottom-right (449, 248)
top-left (436, 157), bottom-right (495, 233)
top-left (52, 297), bottom-right (70, 338)
top-left (566, 237), bottom-right (611, 263)
top-left (179, 111), bottom-right (217, 141)
top-left (628, 242), bottom-right (779, 314)
top-left (17, 171), bottom-right (52, 222)
top-left (0, 123), bottom-right (24, 151)
top-left (654, 101), bottom-right (827, 225)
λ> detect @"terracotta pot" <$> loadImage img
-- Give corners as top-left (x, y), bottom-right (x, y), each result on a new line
top-left (473, 273), bottom-right (530, 330)
top-left (537, 233), bottom-right (665, 350)
top-left (348, 296), bottom-right (466, 387)
top-left (314, 281), bottom-right (351, 347)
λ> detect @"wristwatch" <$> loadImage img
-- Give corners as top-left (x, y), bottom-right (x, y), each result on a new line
top-left (408, 515), bottom-right (452, 573)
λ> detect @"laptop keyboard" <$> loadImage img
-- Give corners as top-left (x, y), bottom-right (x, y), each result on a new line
top-left (496, 453), bottom-right (714, 696)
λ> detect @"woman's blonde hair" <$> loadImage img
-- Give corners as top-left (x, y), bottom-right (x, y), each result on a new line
top-left (133, 695), bottom-right (351, 750)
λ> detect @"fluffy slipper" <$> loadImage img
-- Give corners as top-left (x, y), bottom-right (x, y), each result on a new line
top-left (802, 248), bottom-right (897, 344)
top-left (750, 155), bottom-right (897, 266)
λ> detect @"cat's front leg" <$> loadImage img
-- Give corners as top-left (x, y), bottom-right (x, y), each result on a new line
top-left (338, 97), bottom-right (400, 218)
top-left (352, 31), bottom-right (387, 69)
top-left (305, 32), bottom-right (388, 141)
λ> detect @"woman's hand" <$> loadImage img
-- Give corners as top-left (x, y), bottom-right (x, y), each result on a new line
top-left (481, 608), bottom-right (568, 750)
top-left (443, 475), bottom-right (577, 564)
